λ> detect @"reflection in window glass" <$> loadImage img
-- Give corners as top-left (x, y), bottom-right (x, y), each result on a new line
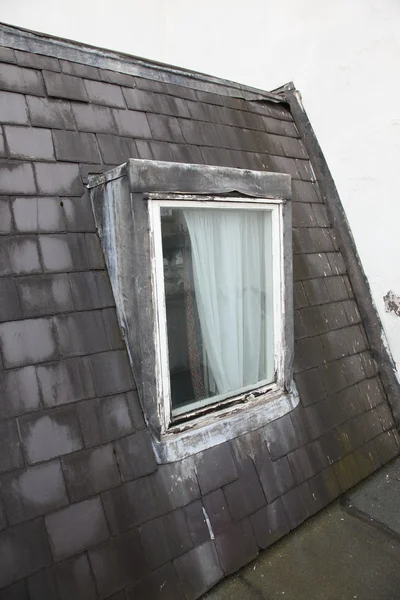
top-left (160, 207), bottom-right (274, 417)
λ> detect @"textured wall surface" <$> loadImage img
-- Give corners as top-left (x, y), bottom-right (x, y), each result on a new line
top-left (0, 36), bottom-right (399, 600)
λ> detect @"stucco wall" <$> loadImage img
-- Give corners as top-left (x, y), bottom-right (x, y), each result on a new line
top-left (3, 0), bottom-right (400, 370)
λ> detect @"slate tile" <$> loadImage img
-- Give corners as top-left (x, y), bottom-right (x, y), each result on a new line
top-left (54, 310), bottom-right (109, 357)
top-left (342, 299), bottom-right (362, 324)
top-left (215, 518), bottom-right (258, 575)
top-left (169, 143), bottom-right (203, 164)
top-left (152, 458), bottom-right (200, 511)
top-left (0, 90), bottom-right (29, 124)
top-left (35, 162), bottom-right (83, 196)
top-left (0, 366), bottom-right (40, 419)
top-left (60, 59), bottom-right (100, 80)
top-left (249, 498), bottom-right (289, 550)
top-left (184, 500), bottom-right (210, 546)
top-left (0, 318), bottom-right (57, 368)
top-left (296, 161), bottom-right (314, 184)
top-left (223, 455), bottom-right (266, 521)
top-left (27, 95), bottom-right (75, 130)
top-left (71, 102), bottom-right (115, 133)
top-left (62, 191), bottom-right (96, 232)
top-left (77, 393), bottom-right (135, 447)
top-left (0, 196), bottom-right (12, 233)
top-left (322, 302), bottom-right (349, 331)
top-left (0, 128), bottom-right (5, 157)
top-left (37, 356), bottom-right (95, 407)
top-left (263, 414), bottom-right (299, 460)
top-left (0, 580), bottom-right (29, 600)
top-left (69, 271), bottom-right (114, 310)
top-left (113, 109), bottom-right (152, 138)
top-left (135, 139), bottom-right (153, 159)
top-left (0, 162), bottom-right (36, 195)
top-left (288, 442), bottom-right (329, 484)
top-left (312, 203), bottom-right (330, 228)
top-left (0, 47), bottom-right (16, 64)
top-left (179, 119), bottom-right (220, 146)
top-left (149, 141), bottom-right (174, 161)
top-left (269, 154), bottom-right (300, 178)
top-left (195, 443), bottom-right (238, 495)
top-left (353, 440), bottom-right (381, 479)
top-left (7, 236), bottom-right (41, 275)
top-left (319, 328), bottom-right (348, 362)
top-left (0, 63), bottom-right (44, 96)
top-left (28, 553), bottom-right (97, 600)
top-left (327, 251), bottom-right (346, 275)
top-left (19, 405), bottom-right (83, 464)
top-left (97, 133), bottom-right (138, 164)
top-left (343, 324), bottom-right (368, 355)
top-left (358, 408), bottom-right (385, 443)
top-left (202, 489), bottom-right (232, 536)
top-left (88, 529), bottom-right (148, 599)
top-left (102, 308), bottom-right (124, 349)
top-left (195, 90), bottom-right (224, 106)
top-left (292, 179), bottom-right (321, 203)
top-left (374, 430), bottom-right (400, 465)
top-left (17, 273), bottom-right (72, 319)
top-left (84, 79), bottom-right (125, 107)
top-left (290, 404), bottom-right (324, 446)
top-left (302, 277), bottom-right (330, 305)
top-left (53, 130), bottom-right (101, 163)
top-left (45, 497), bottom-right (109, 560)
top-left (255, 454), bottom-right (295, 503)
top-left (280, 135), bottom-right (308, 159)
top-left (85, 232), bottom-right (106, 268)
top-left (308, 466), bottom-right (340, 511)
top-left (100, 69), bottom-right (136, 87)
top-left (333, 453), bottom-right (361, 493)
top-left (13, 197), bottom-right (65, 233)
top-left (126, 563), bottom-right (184, 600)
top-left (62, 444), bottom-right (120, 501)
top-left (43, 71), bottom-right (88, 102)
top-left (299, 305), bottom-right (329, 336)
top-left (0, 419), bottom-right (23, 474)
top-left (359, 350), bottom-right (378, 378)
top-left (89, 350), bottom-right (134, 396)
top-left (281, 481), bottom-right (315, 529)
top-left (318, 359), bottom-right (348, 395)
top-left (79, 163), bottom-right (114, 184)
top-left (375, 402), bottom-right (394, 431)
top-left (174, 541), bottom-right (223, 600)
top-left (163, 82), bottom-right (196, 100)
top-left (1, 461), bottom-right (68, 525)
top-left (324, 275), bottom-right (351, 302)
top-left (293, 309), bottom-right (308, 340)
top-left (15, 50), bottom-right (59, 71)
top-left (293, 281), bottom-right (308, 309)
top-left (0, 519), bottom-right (52, 588)
top-left (114, 431), bottom-right (157, 482)
top-left (336, 417), bottom-right (365, 455)
top-left (294, 336), bottom-right (325, 371)
top-left (293, 253), bottom-right (332, 281)
top-left (39, 233), bottom-right (88, 272)
top-left (0, 277), bottom-right (22, 321)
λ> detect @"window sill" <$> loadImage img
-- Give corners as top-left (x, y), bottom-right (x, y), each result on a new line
top-left (151, 382), bottom-right (299, 463)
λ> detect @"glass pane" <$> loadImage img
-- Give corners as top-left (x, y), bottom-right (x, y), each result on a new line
top-left (160, 206), bottom-right (274, 417)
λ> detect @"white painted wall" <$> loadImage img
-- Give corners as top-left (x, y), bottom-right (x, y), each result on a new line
top-left (2, 0), bottom-right (400, 367)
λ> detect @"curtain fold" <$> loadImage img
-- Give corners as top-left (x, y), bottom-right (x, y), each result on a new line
top-left (183, 208), bottom-right (271, 395)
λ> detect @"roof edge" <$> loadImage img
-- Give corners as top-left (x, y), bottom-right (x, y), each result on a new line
top-left (0, 21), bottom-right (285, 102)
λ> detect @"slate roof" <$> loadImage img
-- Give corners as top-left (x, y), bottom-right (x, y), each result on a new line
top-left (0, 23), bottom-right (399, 600)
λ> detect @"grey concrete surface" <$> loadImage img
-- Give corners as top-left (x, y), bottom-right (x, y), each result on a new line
top-left (204, 457), bottom-right (400, 600)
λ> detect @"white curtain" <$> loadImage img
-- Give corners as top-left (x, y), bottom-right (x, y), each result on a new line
top-left (183, 208), bottom-right (273, 395)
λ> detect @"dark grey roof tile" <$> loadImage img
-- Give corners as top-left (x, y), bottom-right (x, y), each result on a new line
top-left (269, 154), bottom-right (300, 178)
top-left (292, 179), bottom-right (322, 203)
top-left (27, 554), bottom-right (97, 600)
top-left (179, 118), bottom-right (220, 146)
top-left (183, 500), bottom-right (209, 546)
top-left (39, 233), bottom-right (88, 272)
top-left (0, 519), bottom-right (52, 588)
top-left (174, 541), bottom-right (223, 599)
top-left (0, 418), bottom-right (24, 474)
top-left (324, 274), bottom-right (351, 303)
top-left (312, 203), bottom-right (330, 227)
top-left (0, 366), bottom-right (40, 419)
top-left (222, 95), bottom-right (247, 111)
top-left (1, 236), bottom-right (42, 276)
top-left (77, 394), bottom-right (135, 448)
top-left (84, 79), bottom-right (125, 108)
top-left (169, 143), bottom-right (203, 164)
top-left (37, 356), bottom-right (94, 407)
top-left (89, 350), bottom-right (134, 396)
top-left (54, 310), bottom-right (110, 357)
top-left (85, 232), bottom-right (106, 269)
top-left (0, 196), bottom-right (12, 234)
top-left (59, 59), bottom-right (100, 80)
top-left (296, 158), bottom-right (315, 181)
top-left (16, 274), bottom-right (73, 317)
top-left (202, 488), bottom-right (232, 535)
top-left (27, 95), bottom-right (75, 130)
top-left (196, 443), bottom-right (238, 495)
top-left (12, 197), bottom-right (65, 233)
top-left (71, 103), bottom-right (116, 133)
top-left (282, 119), bottom-right (300, 138)
top-left (148, 140), bottom-right (174, 161)
top-left (100, 69), bottom-right (137, 87)
top-left (114, 431), bottom-right (157, 482)
top-left (0, 46), bottom-right (16, 64)
top-left (34, 162), bottom-right (83, 196)
top-left (43, 70), bottom-right (88, 102)
top-left (53, 130), bottom-right (101, 163)
top-left (0, 581), bottom-right (29, 599)
top-left (127, 562), bottom-right (185, 600)
top-left (0, 317), bottom-right (57, 368)
top-left (0, 90), bottom-right (29, 125)
top-left (294, 367), bottom-right (326, 407)
top-left (214, 518), bottom-right (258, 575)
top-left (0, 161), bottom-right (36, 195)
top-left (2, 461), bottom-right (68, 525)
top-left (123, 87), bottom-right (190, 118)
top-left (0, 277), bottom-right (22, 322)
top-left (79, 162), bottom-right (115, 183)
top-left (261, 115), bottom-right (287, 136)
top-left (19, 405), bottom-right (83, 464)
top-left (112, 108), bottom-right (152, 138)
top-left (319, 328), bottom-right (349, 362)
top-left (0, 127), bottom-right (5, 157)
top-left (280, 135), bottom-right (309, 159)
top-left (45, 497), bottom-right (109, 560)
top-left (293, 252), bottom-right (333, 281)
top-left (281, 481), bottom-right (315, 529)
top-left (293, 281), bottom-right (308, 310)
top-left (102, 308), bottom-right (123, 350)
top-left (250, 498), bottom-right (289, 550)
top-left (135, 139), bottom-right (153, 159)
top-left (358, 378), bottom-right (385, 411)
top-left (375, 430), bottom-right (400, 465)
top-left (147, 113), bottom-right (184, 143)
top-left (163, 82), bottom-right (197, 100)
top-left (0, 63), bottom-right (45, 96)
top-left (223, 455), bottom-right (266, 522)
top-left (302, 277), bottom-right (330, 305)
top-left (62, 192), bottom-right (96, 232)
top-left (88, 529), bottom-right (148, 598)
top-left (15, 50), bottom-right (59, 71)
top-left (4, 125), bottom-right (54, 161)
top-left (69, 271), bottom-right (114, 311)
top-left (135, 77), bottom-right (166, 93)
top-left (152, 458), bottom-right (200, 511)
top-left (287, 443), bottom-right (329, 485)
top-left (327, 251), bottom-right (346, 275)
top-left (97, 133), bottom-right (138, 164)
top-left (61, 444), bottom-right (120, 502)
top-left (294, 336), bottom-right (325, 371)
top-left (195, 90), bottom-right (224, 106)
top-left (186, 100), bottom-right (220, 123)
top-left (333, 453), bottom-right (361, 493)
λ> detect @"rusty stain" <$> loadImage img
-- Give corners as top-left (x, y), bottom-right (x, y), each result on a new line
top-left (383, 290), bottom-right (400, 317)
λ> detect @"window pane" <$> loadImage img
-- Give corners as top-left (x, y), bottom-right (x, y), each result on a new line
top-left (160, 206), bottom-right (274, 416)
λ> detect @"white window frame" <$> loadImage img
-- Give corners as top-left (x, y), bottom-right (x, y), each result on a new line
top-left (148, 193), bottom-right (286, 434)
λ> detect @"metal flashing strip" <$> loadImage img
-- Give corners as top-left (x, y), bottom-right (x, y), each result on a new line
top-left (0, 22), bottom-right (284, 102)
top-left (284, 87), bottom-right (400, 427)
